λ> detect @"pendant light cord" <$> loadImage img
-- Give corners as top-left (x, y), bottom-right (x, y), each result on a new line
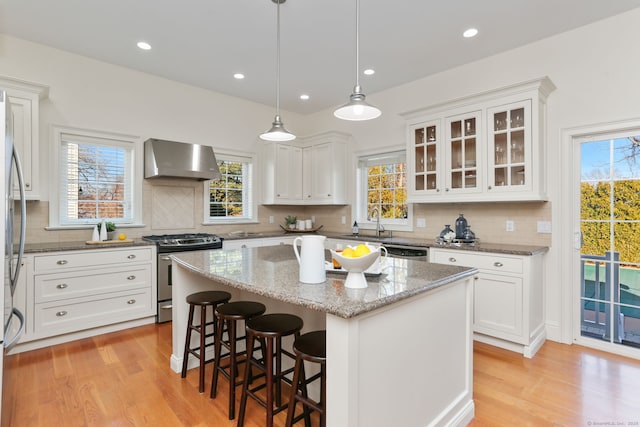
top-left (355, 0), bottom-right (360, 89)
top-left (276, 0), bottom-right (281, 115)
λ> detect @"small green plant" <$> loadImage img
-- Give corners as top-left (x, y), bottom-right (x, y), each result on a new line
top-left (97, 221), bottom-right (116, 232)
top-left (284, 215), bottom-right (297, 226)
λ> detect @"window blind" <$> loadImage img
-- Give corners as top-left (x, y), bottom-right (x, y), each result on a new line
top-left (59, 133), bottom-right (134, 225)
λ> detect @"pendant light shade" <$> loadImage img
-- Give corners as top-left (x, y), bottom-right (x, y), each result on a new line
top-left (334, 0), bottom-right (381, 121)
top-left (260, 0), bottom-right (295, 141)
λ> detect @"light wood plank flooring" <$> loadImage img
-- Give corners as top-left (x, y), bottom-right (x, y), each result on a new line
top-left (3, 323), bottom-right (639, 426)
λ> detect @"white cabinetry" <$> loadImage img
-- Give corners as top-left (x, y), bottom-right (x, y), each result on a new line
top-left (22, 246), bottom-right (156, 347)
top-left (0, 77), bottom-right (49, 200)
top-left (261, 131), bottom-right (349, 205)
top-left (404, 77), bottom-right (554, 203)
top-left (430, 248), bottom-right (545, 358)
top-left (223, 236), bottom-right (295, 250)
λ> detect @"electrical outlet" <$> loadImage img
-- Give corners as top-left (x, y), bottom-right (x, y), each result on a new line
top-left (269, 215), bottom-right (274, 224)
top-left (416, 218), bottom-right (426, 228)
top-left (341, 215), bottom-right (346, 225)
top-left (506, 220), bottom-right (515, 232)
top-left (537, 221), bottom-right (552, 233)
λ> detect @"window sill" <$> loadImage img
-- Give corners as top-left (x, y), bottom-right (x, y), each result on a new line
top-left (45, 223), bottom-right (147, 231)
top-left (202, 220), bottom-right (260, 226)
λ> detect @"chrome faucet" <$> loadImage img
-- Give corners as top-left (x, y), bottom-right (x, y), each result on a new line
top-left (369, 207), bottom-right (385, 238)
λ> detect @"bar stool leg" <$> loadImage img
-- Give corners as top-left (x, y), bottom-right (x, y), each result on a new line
top-left (197, 305), bottom-right (207, 393)
top-left (237, 330), bottom-right (254, 427)
top-left (285, 353), bottom-right (302, 427)
top-left (210, 316), bottom-right (224, 399)
top-left (180, 304), bottom-right (196, 378)
top-left (227, 318), bottom-right (237, 419)
top-left (320, 363), bottom-right (326, 427)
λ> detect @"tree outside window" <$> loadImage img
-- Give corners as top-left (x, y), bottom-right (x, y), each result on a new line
top-left (207, 155), bottom-right (254, 222)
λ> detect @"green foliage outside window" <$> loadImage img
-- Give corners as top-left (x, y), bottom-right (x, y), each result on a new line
top-left (581, 180), bottom-right (640, 263)
top-left (210, 161), bottom-right (244, 217)
top-left (366, 163), bottom-right (407, 219)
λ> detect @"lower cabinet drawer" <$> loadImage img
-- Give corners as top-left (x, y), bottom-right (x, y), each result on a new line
top-left (34, 289), bottom-right (154, 337)
top-left (431, 249), bottom-right (523, 274)
top-left (35, 266), bottom-right (151, 303)
top-left (33, 247), bottom-right (153, 272)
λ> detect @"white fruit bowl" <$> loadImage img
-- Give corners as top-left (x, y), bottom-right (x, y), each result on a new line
top-left (330, 248), bottom-right (380, 289)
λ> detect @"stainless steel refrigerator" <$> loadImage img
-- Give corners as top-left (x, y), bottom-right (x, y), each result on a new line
top-left (1, 90), bottom-right (26, 421)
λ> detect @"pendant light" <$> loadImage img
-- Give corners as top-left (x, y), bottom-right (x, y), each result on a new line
top-left (334, 0), bottom-right (381, 121)
top-left (260, 0), bottom-right (296, 141)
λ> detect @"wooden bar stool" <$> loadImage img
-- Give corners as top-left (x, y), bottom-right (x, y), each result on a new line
top-left (237, 313), bottom-right (303, 427)
top-left (210, 301), bottom-right (267, 420)
top-left (181, 290), bottom-right (232, 393)
top-left (285, 330), bottom-right (326, 427)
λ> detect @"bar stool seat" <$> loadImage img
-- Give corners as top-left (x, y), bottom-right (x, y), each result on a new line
top-left (285, 330), bottom-right (326, 427)
top-left (211, 301), bottom-right (267, 420)
top-left (181, 290), bottom-right (232, 393)
top-left (237, 313), bottom-right (304, 427)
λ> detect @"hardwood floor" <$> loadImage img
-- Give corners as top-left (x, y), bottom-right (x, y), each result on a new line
top-left (3, 323), bottom-right (639, 426)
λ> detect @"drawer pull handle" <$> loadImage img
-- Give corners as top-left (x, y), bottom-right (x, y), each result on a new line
top-left (449, 257), bottom-right (457, 262)
top-left (127, 275), bottom-right (136, 280)
top-left (56, 283), bottom-right (68, 289)
top-left (160, 304), bottom-right (173, 310)
top-left (56, 311), bottom-right (67, 317)
top-left (494, 262), bottom-right (503, 267)
top-left (57, 260), bottom-right (68, 265)
top-left (127, 299), bottom-right (136, 305)
top-left (127, 254), bottom-right (136, 260)
top-left (160, 255), bottom-right (171, 261)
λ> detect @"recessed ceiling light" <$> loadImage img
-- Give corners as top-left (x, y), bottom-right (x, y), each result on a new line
top-left (300, 94), bottom-right (310, 100)
top-left (233, 73), bottom-right (245, 80)
top-left (363, 69), bottom-right (375, 76)
top-left (463, 28), bottom-right (478, 38)
top-left (137, 41), bottom-right (151, 50)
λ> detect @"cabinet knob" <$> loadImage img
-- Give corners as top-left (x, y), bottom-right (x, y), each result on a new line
top-left (448, 257), bottom-right (457, 262)
top-left (277, 194), bottom-right (281, 197)
top-left (127, 275), bottom-right (136, 280)
top-left (493, 262), bottom-right (503, 267)
top-left (127, 299), bottom-right (136, 305)
top-left (327, 194), bottom-right (331, 197)
top-left (127, 254), bottom-right (136, 259)
top-left (25, 183), bottom-right (30, 188)
top-left (437, 188), bottom-right (440, 192)
top-left (56, 283), bottom-right (68, 289)
top-left (56, 311), bottom-right (67, 317)
top-left (488, 185), bottom-right (492, 190)
top-left (445, 188), bottom-right (450, 192)
top-left (57, 260), bottom-right (68, 265)
top-left (241, 244), bottom-right (247, 248)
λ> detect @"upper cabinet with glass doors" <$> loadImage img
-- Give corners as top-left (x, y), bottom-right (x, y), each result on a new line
top-left (402, 77), bottom-right (555, 203)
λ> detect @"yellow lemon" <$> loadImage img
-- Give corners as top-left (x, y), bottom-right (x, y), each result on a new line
top-left (341, 247), bottom-right (356, 258)
top-left (118, 233), bottom-right (127, 241)
top-left (354, 244), bottom-right (371, 257)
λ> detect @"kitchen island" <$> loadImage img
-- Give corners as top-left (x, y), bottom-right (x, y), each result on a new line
top-left (171, 245), bottom-right (477, 427)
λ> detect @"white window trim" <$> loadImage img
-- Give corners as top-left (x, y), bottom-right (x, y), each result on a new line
top-left (47, 125), bottom-right (144, 230)
top-left (203, 148), bottom-right (258, 225)
top-left (353, 144), bottom-right (413, 232)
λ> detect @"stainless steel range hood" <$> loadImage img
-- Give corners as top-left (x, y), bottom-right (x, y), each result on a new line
top-left (144, 138), bottom-right (221, 181)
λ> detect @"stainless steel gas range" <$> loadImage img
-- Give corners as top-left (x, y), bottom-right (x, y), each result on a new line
top-left (142, 233), bottom-right (223, 323)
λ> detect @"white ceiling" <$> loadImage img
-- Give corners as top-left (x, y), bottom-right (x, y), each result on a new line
top-left (1, 0), bottom-right (639, 115)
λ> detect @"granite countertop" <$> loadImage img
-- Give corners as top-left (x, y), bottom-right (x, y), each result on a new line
top-left (221, 230), bottom-right (548, 256)
top-left (24, 239), bottom-right (155, 253)
top-left (171, 245), bottom-right (477, 319)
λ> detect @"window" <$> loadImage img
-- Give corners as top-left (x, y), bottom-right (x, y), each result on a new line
top-left (356, 148), bottom-right (412, 231)
top-left (205, 152), bottom-right (256, 224)
top-left (49, 126), bottom-right (142, 228)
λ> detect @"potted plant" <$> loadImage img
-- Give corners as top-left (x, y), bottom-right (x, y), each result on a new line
top-left (98, 221), bottom-right (117, 240)
top-left (284, 215), bottom-right (297, 230)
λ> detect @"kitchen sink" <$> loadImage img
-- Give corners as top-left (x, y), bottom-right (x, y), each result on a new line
top-left (228, 231), bottom-right (264, 237)
top-left (336, 234), bottom-right (392, 242)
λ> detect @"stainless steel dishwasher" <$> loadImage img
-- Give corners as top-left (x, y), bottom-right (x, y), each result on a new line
top-left (382, 244), bottom-right (428, 260)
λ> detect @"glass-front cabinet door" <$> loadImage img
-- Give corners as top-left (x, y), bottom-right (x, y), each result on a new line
top-left (410, 120), bottom-right (440, 195)
top-left (487, 100), bottom-right (532, 192)
top-left (445, 112), bottom-right (481, 194)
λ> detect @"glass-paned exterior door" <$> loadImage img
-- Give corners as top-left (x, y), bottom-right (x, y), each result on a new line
top-left (580, 135), bottom-right (640, 348)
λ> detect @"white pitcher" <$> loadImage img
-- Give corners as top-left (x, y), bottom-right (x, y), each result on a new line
top-left (293, 235), bottom-right (327, 284)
